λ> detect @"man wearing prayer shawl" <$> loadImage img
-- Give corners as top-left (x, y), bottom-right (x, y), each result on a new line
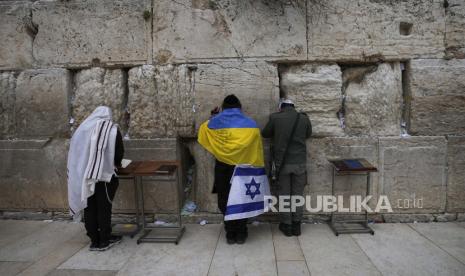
top-left (67, 106), bottom-right (124, 251)
top-left (198, 95), bottom-right (264, 244)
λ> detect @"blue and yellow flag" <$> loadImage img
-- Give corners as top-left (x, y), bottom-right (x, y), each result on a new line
top-left (197, 108), bottom-right (264, 167)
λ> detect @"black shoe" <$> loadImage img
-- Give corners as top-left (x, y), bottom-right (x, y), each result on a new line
top-left (109, 235), bottom-right (122, 244)
top-left (226, 232), bottom-right (236, 244)
top-left (292, 221), bottom-right (301, 236)
top-left (97, 236), bottom-right (122, 251)
top-left (236, 232), bottom-right (248, 244)
top-left (279, 223), bottom-right (293, 237)
top-left (89, 241), bottom-right (99, 251)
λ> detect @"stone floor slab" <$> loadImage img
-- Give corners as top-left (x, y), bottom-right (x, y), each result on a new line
top-left (59, 235), bottom-right (139, 271)
top-left (208, 223), bottom-right (277, 276)
top-left (277, 260), bottom-right (310, 276)
top-left (352, 223), bottom-right (465, 276)
top-left (456, 222), bottom-right (465, 229)
top-left (117, 224), bottom-right (221, 276)
top-left (0, 221), bottom-right (83, 262)
top-left (299, 224), bottom-right (381, 276)
top-left (0, 261), bottom-right (32, 276)
top-left (271, 224), bottom-right (305, 261)
top-left (0, 220), bottom-right (48, 248)
top-left (18, 242), bottom-right (87, 276)
top-left (48, 269), bottom-right (117, 276)
top-left (409, 222), bottom-right (465, 265)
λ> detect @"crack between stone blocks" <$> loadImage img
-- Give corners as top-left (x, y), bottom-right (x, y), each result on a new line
top-left (350, 234), bottom-right (384, 275)
top-left (121, 68), bottom-right (130, 136)
top-left (305, 0), bottom-right (309, 60)
top-left (150, 0), bottom-right (155, 65)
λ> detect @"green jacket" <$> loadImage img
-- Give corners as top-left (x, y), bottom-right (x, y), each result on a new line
top-left (261, 106), bottom-right (312, 167)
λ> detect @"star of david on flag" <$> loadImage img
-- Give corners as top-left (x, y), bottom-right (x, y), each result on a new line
top-left (224, 165), bottom-right (271, 221)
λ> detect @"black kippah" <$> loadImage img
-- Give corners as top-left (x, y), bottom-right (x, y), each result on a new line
top-left (222, 94), bottom-right (242, 109)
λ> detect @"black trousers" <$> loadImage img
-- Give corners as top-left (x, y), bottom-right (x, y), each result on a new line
top-left (214, 161), bottom-right (248, 234)
top-left (84, 176), bottom-right (119, 244)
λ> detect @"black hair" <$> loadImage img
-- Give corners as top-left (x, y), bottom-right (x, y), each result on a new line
top-left (222, 94), bottom-right (242, 109)
top-left (280, 103), bottom-right (295, 108)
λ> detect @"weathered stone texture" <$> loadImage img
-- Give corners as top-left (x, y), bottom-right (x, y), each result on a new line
top-left (72, 68), bottom-right (126, 130)
top-left (113, 139), bottom-right (178, 213)
top-left (188, 142), bottom-right (217, 213)
top-left (128, 62), bottom-right (278, 138)
top-left (446, 136), bottom-right (465, 212)
top-left (0, 139), bottom-right (69, 210)
top-left (305, 137), bottom-right (380, 212)
top-left (0, 1), bottom-right (34, 69)
top-left (308, 0), bottom-right (445, 60)
top-left (445, 0), bottom-right (465, 58)
top-left (280, 64), bottom-right (344, 137)
top-left (32, 0), bottom-right (150, 66)
top-left (409, 59), bottom-right (465, 135)
top-left (379, 137), bottom-right (447, 213)
top-left (153, 0), bottom-right (306, 62)
top-left (128, 65), bottom-right (195, 138)
top-left (344, 63), bottom-right (403, 136)
top-left (1, 69), bottom-right (70, 139)
top-left (0, 72), bottom-right (17, 139)
top-left (193, 61), bottom-right (279, 131)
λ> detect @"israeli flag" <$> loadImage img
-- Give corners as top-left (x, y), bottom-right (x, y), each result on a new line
top-left (224, 165), bottom-right (271, 221)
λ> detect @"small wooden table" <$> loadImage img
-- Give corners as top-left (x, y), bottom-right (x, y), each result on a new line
top-left (116, 160), bottom-right (185, 244)
top-left (328, 159), bottom-right (377, 236)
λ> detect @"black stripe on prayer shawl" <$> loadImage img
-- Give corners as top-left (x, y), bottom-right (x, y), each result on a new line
top-left (95, 121), bottom-right (113, 179)
top-left (92, 120), bottom-right (110, 179)
top-left (88, 121), bottom-right (106, 179)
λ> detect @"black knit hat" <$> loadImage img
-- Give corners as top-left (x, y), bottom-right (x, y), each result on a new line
top-left (222, 94), bottom-right (242, 109)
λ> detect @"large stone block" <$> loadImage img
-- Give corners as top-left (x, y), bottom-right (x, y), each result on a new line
top-left (193, 61), bottom-right (279, 131)
top-left (306, 137), bottom-right (380, 212)
top-left (409, 59), bottom-right (465, 135)
top-left (128, 65), bottom-right (195, 138)
top-left (307, 0), bottom-right (445, 60)
top-left (446, 136), bottom-right (465, 212)
top-left (72, 67), bottom-right (126, 130)
top-left (445, 0), bottom-right (465, 58)
top-left (280, 64), bottom-right (345, 137)
top-left (128, 61), bottom-right (279, 138)
top-left (112, 139), bottom-right (179, 213)
top-left (7, 69), bottom-right (70, 139)
top-left (379, 137), bottom-right (447, 213)
top-left (0, 1), bottom-right (34, 69)
top-left (153, 0), bottom-right (306, 62)
top-left (344, 62), bottom-right (403, 136)
top-left (32, 0), bottom-right (150, 67)
top-left (0, 139), bottom-right (69, 210)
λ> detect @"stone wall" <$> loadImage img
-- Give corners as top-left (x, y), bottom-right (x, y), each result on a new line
top-left (1, 0), bottom-right (464, 221)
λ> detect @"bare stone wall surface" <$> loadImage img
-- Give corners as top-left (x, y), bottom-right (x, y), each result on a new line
top-left (32, 0), bottom-right (150, 67)
top-left (307, 0), bottom-right (446, 61)
top-left (445, 0), bottom-right (465, 58)
top-left (446, 136), bottom-right (465, 212)
top-left (379, 136), bottom-right (447, 213)
top-left (153, 0), bottom-right (306, 62)
top-left (409, 59), bottom-right (465, 136)
top-left (280, 64), bottom-right (344, 137)
top-left (72, 67), bottom-right (127, 130)
top-left (0, 69), bottom-right (71, 139)
top-left (344, 62), bottom-right (403, 136)
top-left (0, 1), bottom-right (33, 70)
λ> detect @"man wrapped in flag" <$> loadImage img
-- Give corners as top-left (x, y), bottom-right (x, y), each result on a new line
top-left (198, 94), bottom-right (269, 244)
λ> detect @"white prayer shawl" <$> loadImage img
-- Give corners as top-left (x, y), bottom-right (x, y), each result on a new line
top-left (67, 106), bottom-right (117, 221)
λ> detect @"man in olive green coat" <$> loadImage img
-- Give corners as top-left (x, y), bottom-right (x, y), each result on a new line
top-left (262, 99), bottom-right (312, 236)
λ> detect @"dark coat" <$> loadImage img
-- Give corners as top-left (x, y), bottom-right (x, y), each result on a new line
top-left (261, 106), bottom-right (312, 167)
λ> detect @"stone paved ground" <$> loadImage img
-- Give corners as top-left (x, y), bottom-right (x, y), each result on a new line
top-left (0, 220), bottom-right (464, 276)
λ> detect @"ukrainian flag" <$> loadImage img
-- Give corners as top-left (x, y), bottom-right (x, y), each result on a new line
top-left (197, 108), bottom-right (264, 167)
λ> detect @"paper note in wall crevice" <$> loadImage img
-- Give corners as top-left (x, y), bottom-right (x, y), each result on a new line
top-left (121, 159), bottom-right (132, 168)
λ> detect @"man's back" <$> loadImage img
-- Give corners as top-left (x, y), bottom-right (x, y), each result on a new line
top-left (262, 106), bottom-right (312, 166)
